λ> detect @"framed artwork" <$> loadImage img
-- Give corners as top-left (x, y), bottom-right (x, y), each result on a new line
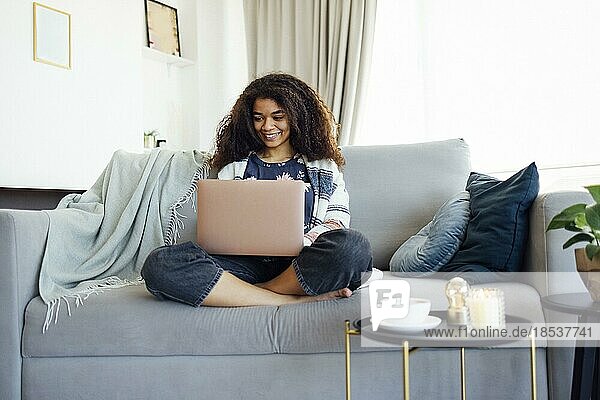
top-left (33, 2), bottom-right (71, 69)
top-left (145, 0), bottom-right (181, 57)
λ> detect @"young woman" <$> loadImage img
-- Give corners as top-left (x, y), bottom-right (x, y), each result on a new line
top-left (141, 73), bottom-right (372, 307)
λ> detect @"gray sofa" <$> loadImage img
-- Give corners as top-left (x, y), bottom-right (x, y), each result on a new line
top-left (0, 138), bottom-right (588, 399)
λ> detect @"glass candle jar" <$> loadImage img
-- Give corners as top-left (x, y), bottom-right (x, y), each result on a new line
top-left (467, 288), bottom-right (506, 329)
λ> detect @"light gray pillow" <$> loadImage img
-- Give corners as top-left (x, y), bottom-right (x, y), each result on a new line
top-left (390, 191), bottom-right (470, 273)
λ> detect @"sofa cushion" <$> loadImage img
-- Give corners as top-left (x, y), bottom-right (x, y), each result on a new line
top-left (389, 191), bottom-right (470, 273)
top-left (22, 285), bottom-right (368, 357)
top-left (23, 285), bottom-right (279, 357)
top-left (341, 139), bottom-right (471, 269)
top-left (443, 163), bottom-right (540, 273)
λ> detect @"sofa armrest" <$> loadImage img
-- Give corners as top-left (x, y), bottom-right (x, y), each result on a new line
top-left (0, 209), bottom-right (49, 400)
top-left (523, 190), bottom-right (593, 296)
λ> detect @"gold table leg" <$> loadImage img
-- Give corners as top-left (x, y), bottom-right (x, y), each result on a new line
top-left (461, 348), bottom-right (466, 400)
top-left (530, 335), bottom-right (537, 400)
top-left (403, 340), bottom-right (410, 400)
top-left (345, 320), bottom-right (360, 400)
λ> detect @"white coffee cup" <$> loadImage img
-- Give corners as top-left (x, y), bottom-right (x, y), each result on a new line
top-left (400, 298), bottom-right (431, 324)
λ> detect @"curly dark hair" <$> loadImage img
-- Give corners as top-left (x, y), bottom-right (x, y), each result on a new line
top-left (210, 73), bottom-right (345, 171)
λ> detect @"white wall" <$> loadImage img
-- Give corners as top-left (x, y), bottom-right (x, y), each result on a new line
top-left (0, 1), bottom-right (143, 190)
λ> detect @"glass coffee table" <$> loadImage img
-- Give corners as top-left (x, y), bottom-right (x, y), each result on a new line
top-left (344, 311), bottom-right (538, 400)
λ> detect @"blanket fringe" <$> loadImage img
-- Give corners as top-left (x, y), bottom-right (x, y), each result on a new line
top-left (42, 276), bottom-right (144, 333)
top-left (164, 160), bottom-right (210, 246)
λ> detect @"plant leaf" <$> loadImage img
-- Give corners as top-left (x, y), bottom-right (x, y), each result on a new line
top-left (585, 243), bottom-right (600, 261)
top-left (574, 213), bottom-right (589, 230)
top-left (585, 185), bottom-right (600, 203)
top-left (547, 203), bottom-right (588, 231)
top-left (585, 204), bottom-right (600, 231)
top-left (563, 233), bottom-right (594, 249)
top-left (565, 222), bottom-right (583, 232)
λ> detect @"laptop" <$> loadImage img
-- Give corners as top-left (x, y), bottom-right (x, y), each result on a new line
top-left (196, 179), bottom-right (305, 256)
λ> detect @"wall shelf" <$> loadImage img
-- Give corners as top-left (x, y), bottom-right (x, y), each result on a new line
top-left (142, 47), bottom-right (194, 67)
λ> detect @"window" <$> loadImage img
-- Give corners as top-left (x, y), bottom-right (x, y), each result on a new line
top-left (359, 0), bottom-right (600, 186)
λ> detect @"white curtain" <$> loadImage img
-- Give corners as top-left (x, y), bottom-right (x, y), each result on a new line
top-left (244, 0), bottom-right (377, 145)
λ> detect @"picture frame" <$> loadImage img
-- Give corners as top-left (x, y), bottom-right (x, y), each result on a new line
top-left (144, 0), bottom-right (181, 57)
top-left (33, 2), bottom-right (71, 69)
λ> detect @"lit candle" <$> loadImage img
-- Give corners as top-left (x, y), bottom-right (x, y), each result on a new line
top-left (467, 288), bottom-right (505, 329)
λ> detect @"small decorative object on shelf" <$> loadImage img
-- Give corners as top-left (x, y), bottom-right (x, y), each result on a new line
top-left (546, 184), bottom-right (600, 300)
top-left (467, 288), bottom-right (506, 329)
top-left (445, 277), bottom-right (470, 325)
top-left (144, 129), bottom-right (159, 149)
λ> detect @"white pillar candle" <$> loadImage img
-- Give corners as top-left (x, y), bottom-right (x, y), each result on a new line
top-left (467, 288), bottom-right (506, 329)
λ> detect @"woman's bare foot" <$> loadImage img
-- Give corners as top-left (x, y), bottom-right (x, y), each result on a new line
top-left (299, 288), bottom-right (353, 303)
top-left (253, 286), bottom-right (352, 304)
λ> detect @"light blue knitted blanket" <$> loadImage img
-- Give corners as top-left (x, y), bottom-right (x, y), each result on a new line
top-left (39, 148), bottom-right (210, 332)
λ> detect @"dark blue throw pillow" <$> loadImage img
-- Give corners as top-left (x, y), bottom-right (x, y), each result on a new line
top-left (442, 162), bottom-right (539, 273)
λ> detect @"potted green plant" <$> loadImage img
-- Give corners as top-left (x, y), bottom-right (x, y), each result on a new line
top-left (547, 185), bottom-right (600, 299)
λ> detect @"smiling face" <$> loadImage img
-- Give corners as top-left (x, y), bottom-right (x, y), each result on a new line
top-left (252, 98), bottom-right (294, 159)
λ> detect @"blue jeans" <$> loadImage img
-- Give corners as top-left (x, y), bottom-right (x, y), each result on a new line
top-left (141, 229), bottom-right (373, 307)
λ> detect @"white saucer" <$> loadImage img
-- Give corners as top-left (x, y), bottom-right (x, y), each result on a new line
top-left (378, 316), bottom-right (442, 333)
